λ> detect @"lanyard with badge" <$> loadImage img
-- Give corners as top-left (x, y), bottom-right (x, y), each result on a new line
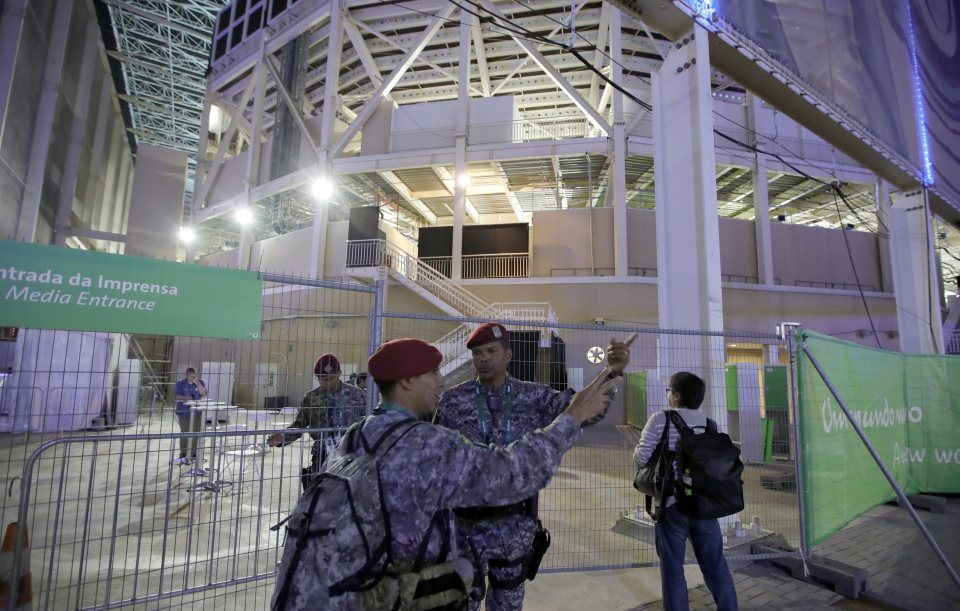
top-left (474, 378), bottom-right (514, 445)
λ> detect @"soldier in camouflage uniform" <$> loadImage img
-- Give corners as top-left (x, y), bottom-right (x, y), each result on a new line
top-left (271, 338), bottom-right (622, 610)
top-left (267, 353), bottom-right (366, 489)
top-left (437, 323), bottom-right (633, 610)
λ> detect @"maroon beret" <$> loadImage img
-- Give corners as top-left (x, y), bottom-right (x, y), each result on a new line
top-left (314, 353), bottom-right (341, 375)
top-left (466, 322), bottom-right (509, 348)
top-left (368, 338), bottom-right (442, 381)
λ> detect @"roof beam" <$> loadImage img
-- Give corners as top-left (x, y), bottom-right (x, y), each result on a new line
top-left (103, 0), bottom-right (211, 41)
top-left (434, 166), bottom-right (480, 223)
top-left (332, 4), bottom-right (456, 158)
top-left (479, 0), bottom-right (611, 135)
top-left (470, 12), bottom-right (491, 97)
top-left (377, 171), bottom-right (438, 224)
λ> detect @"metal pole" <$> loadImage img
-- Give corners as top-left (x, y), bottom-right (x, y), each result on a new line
top-left (366, 277), bottom-right (385, 411)
top-left (801, 344), bottom-right (960, 589)
top-left (784, 324), bottom-right (809, 566)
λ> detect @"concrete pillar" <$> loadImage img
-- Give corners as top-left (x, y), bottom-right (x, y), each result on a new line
top-left (609, 7), bottom-right (629, 277)
top-left (16, 0), bottom-right (73, 242)
top-left (0, 0), bottom-right (27, 147)
top-left (310, 1), bottom-right (343, 279)
top-left (746, 93), bottom-right (774, 285)
top-left (55, 18), bottom-right (99, 246)
top-left (889, 189), bottom-right (944, 353)
top-left (451, 7), bottom-right (471, 282)
top-left (652, 25), bottom-right (726, 424)
top-left (875, 180), bottom-right (895, 293)
top-left (86, 80), bottom-right (115, 239)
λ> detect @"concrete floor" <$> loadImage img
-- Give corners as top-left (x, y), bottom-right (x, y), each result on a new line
top-left (0, 412), bottom-right (803, 610)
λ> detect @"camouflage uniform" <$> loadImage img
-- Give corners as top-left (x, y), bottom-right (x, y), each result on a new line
top-left (278, 382), bottom-right (366, 484)
top-left (437, 377), bottom-right (574, 611)
top-left (274, 406), bottom-right (584, 609)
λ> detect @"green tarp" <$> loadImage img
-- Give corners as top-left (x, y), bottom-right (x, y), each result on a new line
top-left (797, 330), bottom-right (960, 547)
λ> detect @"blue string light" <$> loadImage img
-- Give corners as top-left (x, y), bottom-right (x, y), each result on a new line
top-left (905, 0), bottom-right (935, 186)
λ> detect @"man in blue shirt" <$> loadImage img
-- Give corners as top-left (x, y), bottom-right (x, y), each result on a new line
top-left (173, 367), bottom-right (207, 464)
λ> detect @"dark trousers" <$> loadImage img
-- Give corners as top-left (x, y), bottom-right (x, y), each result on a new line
top-left (655, 505), bottom-right (738, 611)
top-left (176, 412), bottom-right (204, 458)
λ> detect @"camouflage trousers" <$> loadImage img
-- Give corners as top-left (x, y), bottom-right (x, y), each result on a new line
top-left (468, 565), bottom-right (525, 610)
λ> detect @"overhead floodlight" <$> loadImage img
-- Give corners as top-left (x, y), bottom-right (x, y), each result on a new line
top-left (235, 206), bottom-right (254, 226)
top-left (179, 226), bottom-right (196, 243)
top-left (311, 177), bottom-right (335, 201)
top-left (456, 173), bottom-right (471, 188)
top-left (208, 104), bottom-right (227, 134)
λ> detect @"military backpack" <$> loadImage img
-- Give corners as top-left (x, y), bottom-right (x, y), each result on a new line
top-left (272, 417), bottom-right (472, 610)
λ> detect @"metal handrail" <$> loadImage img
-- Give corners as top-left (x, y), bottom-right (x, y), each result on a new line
top-left (382, 241), bottom-right (491, 318)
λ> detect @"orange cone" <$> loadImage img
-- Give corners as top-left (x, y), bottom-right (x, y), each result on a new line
top-left (0, 522), bottom-right (33, 610)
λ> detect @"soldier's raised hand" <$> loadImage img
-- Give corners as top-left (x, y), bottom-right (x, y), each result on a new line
top-left (564, 367), bottom-right (623, 425)
top-left (607, 332), bottom-right (637, 374)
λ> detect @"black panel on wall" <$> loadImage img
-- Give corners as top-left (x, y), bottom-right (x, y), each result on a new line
top-left (348, 206), bottom-right (382, 240)
top-left (419, 223), bottom-right (528, 257)
top-left (418, 227), bottom-right (453, 257)
top-left (463, 223), bottom-right (528, 255)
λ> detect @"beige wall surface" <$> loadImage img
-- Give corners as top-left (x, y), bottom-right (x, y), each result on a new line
top-left (531, 208), bottom-right (885, 292)
top-left (771, 222), bottom-right (883, 290)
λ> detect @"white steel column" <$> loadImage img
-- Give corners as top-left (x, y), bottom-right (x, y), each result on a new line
top-left (16, 0), bottom-right (73, 242)
top-left (451, 8), bottom-right (471, 281)
top-left (610, 7), bottom-right (628, 277)
top-left (652, 26), bottom-right (726, 424)
top-left (747, 92), bottom-right (774, 285)
top-left (239, 49), bottom-right (267, 270)
top-left (875, 179), bottom-right (894, 293)
top-left (0, 0), bottom-right (27, 147)
top-left (55, 18), bottom-right (99, 246)
top-left (889, 189), bottom-right (944, 353)
top-left (310, 2), bottom-right (343, 279)
top-left (88, 80), bottom-right (115, 244)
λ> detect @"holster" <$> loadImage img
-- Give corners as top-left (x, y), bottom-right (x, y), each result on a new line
top-left (526, 521), bottom-right (551, 581)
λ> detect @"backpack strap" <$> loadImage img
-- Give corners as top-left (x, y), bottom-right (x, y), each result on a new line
top-left (644, 411), bottom-right (674, 521)
top-left (666, 410), bottom-right (694, 435)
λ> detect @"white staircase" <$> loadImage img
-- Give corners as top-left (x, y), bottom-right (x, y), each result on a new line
top-left (346, 240), bottom-right (558, 373)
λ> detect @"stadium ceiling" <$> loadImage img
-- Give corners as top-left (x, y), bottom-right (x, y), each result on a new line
top-left (90, 0), bottom-right (932, 269)
top-left (95, 0), bottom-right (227, 211)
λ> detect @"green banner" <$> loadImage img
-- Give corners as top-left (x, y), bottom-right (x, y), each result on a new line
top-left (797, 330), bottom-right (960, 548)
top-left (0, 241), bottom-right (263, 339)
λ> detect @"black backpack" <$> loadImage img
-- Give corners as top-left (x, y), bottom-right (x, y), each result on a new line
top-left (666, 410), bottom-right (745, 519)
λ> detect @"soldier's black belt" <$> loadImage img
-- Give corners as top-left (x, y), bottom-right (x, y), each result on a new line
top-left (454, 498), bottom-right (534, 521)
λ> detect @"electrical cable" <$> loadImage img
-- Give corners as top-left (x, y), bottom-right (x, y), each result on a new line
top-left (832, 189), bottom-right (882, 348)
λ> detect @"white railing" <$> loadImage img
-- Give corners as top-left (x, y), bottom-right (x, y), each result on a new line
top-left (947, 331), bottom-right (960, 355)
top-left (418, 254), bottom-right (529, 279)
top-left (420, 257), bottom-right (452, 278)
top-left (463, 253), bottom-right (529, 278)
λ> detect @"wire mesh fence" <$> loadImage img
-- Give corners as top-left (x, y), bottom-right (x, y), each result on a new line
top-left (0, 274), bottom-right (378, 609)
top-left (382, 312), bottom-right (798, 571)
top-left (1, 279), bottom-right (806, 608)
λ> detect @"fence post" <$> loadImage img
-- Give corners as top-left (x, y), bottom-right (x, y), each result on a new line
top-left (783, 322), bottom-right (809, 568)
top-left (801, 342), bottom-right (960, 590)
top-left (367, 277), bottom-right (385, 411)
